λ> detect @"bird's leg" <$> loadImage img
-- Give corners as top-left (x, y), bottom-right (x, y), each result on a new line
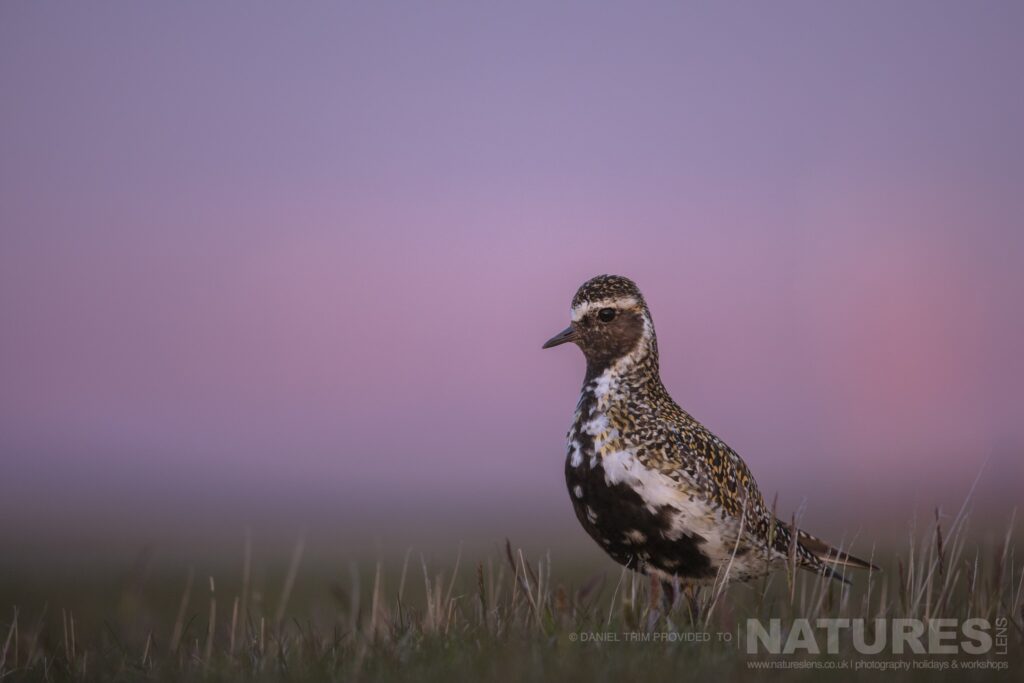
top-left (660, 579), bottom-right (678, 614)
top-left (683, 584), bottom-right (703, 624)
top-left (645, 574), bottom-right (663, 631)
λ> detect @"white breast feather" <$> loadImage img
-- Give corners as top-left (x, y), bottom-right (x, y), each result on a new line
top-left (600, 444), bottom-right (749, 570)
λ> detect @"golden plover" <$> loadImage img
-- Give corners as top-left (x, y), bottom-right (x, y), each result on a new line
top-left (543, 274), bottom-right (875, 597)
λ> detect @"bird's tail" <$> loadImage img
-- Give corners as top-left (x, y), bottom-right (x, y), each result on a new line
top-left (797, 528), bottom-right (878, 571)
top-left (777, 520), bottom-right (880, 582)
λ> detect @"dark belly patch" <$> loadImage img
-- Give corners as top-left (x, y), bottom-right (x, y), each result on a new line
top-left (565, 455), bottom-right (714, 579)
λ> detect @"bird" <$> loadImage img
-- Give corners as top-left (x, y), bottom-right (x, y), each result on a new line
top-left (542, 274), bottom-right (875, 604)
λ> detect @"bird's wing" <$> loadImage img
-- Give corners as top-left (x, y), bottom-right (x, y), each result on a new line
top-left (661, 409), bottom-right (777, 537)
top-left (663, 407), bottom-right (878, 580)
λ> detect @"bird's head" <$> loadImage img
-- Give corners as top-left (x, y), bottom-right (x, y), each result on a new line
top-left (542, 274), bottom-right (658, 377)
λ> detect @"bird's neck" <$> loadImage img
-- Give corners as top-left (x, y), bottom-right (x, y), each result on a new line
top-left (582, 336), bottom-right (662, 395)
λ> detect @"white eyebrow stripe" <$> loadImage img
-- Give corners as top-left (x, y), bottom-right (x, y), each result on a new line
top-left (571, 296), bottom-right (639, 322)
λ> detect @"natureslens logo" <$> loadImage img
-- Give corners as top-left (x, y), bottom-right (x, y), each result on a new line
top-left (569, 617), bottom-right (1012, 672)
top-left (746, 617), bottom-right (1009, 657)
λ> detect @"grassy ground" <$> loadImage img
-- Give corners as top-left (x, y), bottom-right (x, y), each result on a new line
top-left (1, 509), bottom-right (1021, 682)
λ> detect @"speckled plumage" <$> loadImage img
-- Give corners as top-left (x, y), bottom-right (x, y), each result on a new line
top-left (546, 275), bottom-right (875, 587)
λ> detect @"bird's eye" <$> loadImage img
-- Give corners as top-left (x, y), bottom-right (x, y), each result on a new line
top-left (597, 308), bottom-right (616, 323)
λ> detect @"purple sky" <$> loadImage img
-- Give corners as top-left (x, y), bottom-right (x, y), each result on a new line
top-left (2, 2), bottom-right (1022, 552)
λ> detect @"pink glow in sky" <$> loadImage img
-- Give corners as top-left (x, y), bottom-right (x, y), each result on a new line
top-left (1, 2), bottom-right (1022, 549)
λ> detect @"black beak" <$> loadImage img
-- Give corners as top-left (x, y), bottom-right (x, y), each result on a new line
top-left (542, 325), bottom-right (578, 349)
